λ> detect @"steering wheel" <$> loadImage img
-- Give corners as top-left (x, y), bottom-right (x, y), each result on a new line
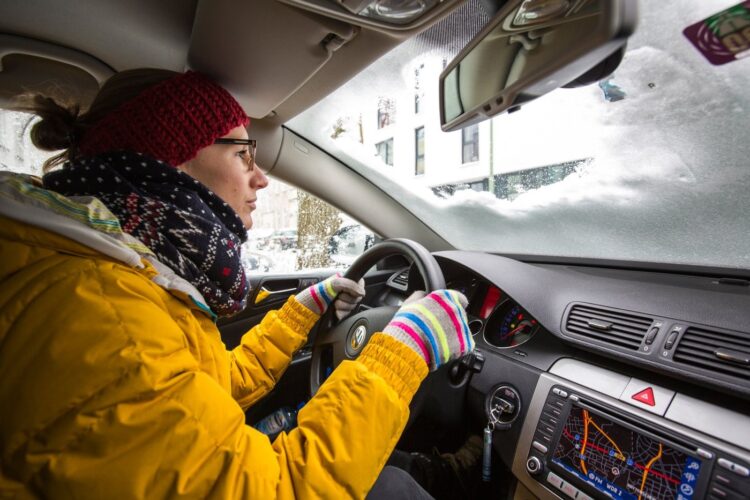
top-left (309, 238), bottom-right (445, 398)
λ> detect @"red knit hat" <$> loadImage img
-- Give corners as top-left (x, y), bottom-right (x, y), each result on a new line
top-left (78, 71), bottom-right (249, 167)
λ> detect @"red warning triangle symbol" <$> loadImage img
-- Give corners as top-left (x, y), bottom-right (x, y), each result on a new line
top-left (632, 387), bottom-right (656, 406)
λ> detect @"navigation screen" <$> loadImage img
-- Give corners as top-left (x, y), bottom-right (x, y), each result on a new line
top-left (552, 405), bottom-right (702, 500)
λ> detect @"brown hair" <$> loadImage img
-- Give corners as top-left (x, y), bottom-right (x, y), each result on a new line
top-left (16, 68), bottom-right (179, 173)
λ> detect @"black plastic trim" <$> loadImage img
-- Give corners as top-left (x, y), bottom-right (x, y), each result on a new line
top-left (434, 251), bottom-right (750, 401)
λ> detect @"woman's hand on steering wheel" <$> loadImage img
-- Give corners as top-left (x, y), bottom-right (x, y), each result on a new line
top-left (295, 273), bottom-right (366, 318)
top-left (380, 289), bottom-right (474, 372)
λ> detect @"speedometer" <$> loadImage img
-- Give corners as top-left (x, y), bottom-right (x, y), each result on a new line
top-left (484, 300), bottom-right (539, 349)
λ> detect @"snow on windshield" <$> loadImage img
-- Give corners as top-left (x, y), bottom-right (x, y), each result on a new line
top-left (293, 0), bottom-right (750, 269)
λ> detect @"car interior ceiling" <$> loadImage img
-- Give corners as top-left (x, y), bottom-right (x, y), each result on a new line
top-left (1, 0), bottom-right (464, 174)
top-left (3, 1), bottom-right (750, 500)
top-left (1, 0), bottom-right (466, 245)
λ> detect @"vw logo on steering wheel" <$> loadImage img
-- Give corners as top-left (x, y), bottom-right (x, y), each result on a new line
top-left (350, 325), bottom-right (367, 352)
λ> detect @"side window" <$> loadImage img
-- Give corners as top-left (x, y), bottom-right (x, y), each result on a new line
top-left (0, 110), bottom-right (52, 175)
top-left (2, 110), bottom-right (378, 276)
top-left (243, 178), bottom-right (379, 274)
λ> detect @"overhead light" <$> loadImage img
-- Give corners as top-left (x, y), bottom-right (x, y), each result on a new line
top-left (513, 0), bottom-right (571, 26)
top-left (362, 0), bottom-right (438, 23)
top-left (339, 0), bottom-right (439, 24)
top-left (278, 0), bottom-right (452, 29)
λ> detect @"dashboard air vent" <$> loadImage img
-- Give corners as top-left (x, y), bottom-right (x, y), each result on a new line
top-left (673, 327), bottom-right (750, 380)
top-left (565, 304), bottom-right (652, 350)
top-left (387, 269), bottom-right (410, 291)
top-left (392, 270), bottom-right (409, 287)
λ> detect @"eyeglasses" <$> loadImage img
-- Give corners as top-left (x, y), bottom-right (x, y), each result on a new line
top-left (214, 138), bottom-right (263, 172)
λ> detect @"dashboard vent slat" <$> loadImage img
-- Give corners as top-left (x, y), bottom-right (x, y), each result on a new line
top-left (564, 304), bottom-right (652, 351)
top-left (568, 317), bottom-right (650, 337)
top-left (565, 326), bottom-right (642, 350)
top-left (673, 327), bottom-right (750, 381)
top-left (392, 270), bottom-right (409, 286)
top-left (568, 307), bottom-right (653, 327)
top-left (674, 329), bottom-right (748, 352)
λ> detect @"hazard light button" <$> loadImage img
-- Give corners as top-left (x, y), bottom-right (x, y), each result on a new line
top-left (619, 379), bottom-right (675, 416)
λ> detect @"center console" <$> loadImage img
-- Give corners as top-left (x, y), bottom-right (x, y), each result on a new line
top-left (513, 363), bottom-right (750, 500)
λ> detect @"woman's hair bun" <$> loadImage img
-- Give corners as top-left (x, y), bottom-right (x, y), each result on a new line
top-left (24, 95), bottom-right (82, 152)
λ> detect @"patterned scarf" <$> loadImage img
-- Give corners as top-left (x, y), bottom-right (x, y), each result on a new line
top-left (44, 152), bottom-right (249, 317)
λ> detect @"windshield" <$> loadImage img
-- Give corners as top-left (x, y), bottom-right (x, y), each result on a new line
top-left (289, 0), bottom-right (750, 270)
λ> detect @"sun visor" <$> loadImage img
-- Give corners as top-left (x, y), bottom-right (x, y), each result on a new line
top-left (189, 0), bottom-right (357, 119)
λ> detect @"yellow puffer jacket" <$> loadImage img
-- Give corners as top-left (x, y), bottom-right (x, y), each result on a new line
top-left (0, 174), bottom-right (428, 499)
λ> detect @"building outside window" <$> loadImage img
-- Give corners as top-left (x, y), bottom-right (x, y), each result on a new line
top-left (375, 138), bottom-right (394, 166)
top-left (377, 97), bottom-right (395, 129)
top-left (415, 126), bottom-right (425, 175)
top-left (414, 64), bottom-right (424, 114)
top-left (462, 124), bottom-right (479, 164)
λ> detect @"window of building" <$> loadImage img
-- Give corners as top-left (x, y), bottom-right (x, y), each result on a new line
top-left (375, 138), bottom-right (394, 166)
top-left (415, 127), bottom-right (425, 175)
top-left (377, 97), bottom-right (395, 129)
top-left (414, 64), bottom-right (424, 114)
top-left (462, 124), bottom-right (479, 164)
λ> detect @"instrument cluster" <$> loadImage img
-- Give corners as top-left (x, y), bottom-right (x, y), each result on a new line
top-left (448, 278), bottom-right (540, 349)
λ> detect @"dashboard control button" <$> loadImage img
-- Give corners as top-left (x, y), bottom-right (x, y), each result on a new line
top-left (552, 388), bottom-right (569, 398)
top-left (532, 440), bottom-right (548, 453)
top-left (546, 471), bottom-right (563, 489)
top-left (697, 448), bottom-right (714, 460)
top-left (712, 472), bottom-right (750, 496)
top-left (718, 458), bottom-right (733, 471)
top-left (534, 432), bottom-right (552, 444)
top-left (718, 458), bottom-right (750, 477)
top-left (713, 473), bottom-right (731, 485)
top-left (545, 404), bottom-right (562, 417)
top-left (577, 491), bottom-right (594, 500)
top-left (540, 424), bottom-right (555, 436)
top-left (632, 387), bottom-right (656, 406)
top-left (664, 329), bottom-right (680, 349)
top-left (560, 480), bottom-right (578, 498)
top-left (540, 412), bottom-right (559, 426)
top-left (711, 486), bottom-right (745, 500)
top-left (711, 486), bottom-right (728, 498)
top-left (644, 326), bottom-right (659, 345)
top-left (526, 456), bottom-right (543, 475)
top-left (619, 378), bottom-right (674, 415)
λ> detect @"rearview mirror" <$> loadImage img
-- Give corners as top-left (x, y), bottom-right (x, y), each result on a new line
top-left (439, 0), bottom-right (637, 131)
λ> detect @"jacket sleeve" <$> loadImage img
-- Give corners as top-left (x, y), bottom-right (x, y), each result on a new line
top-left (26, 266), bottom-right (428, 499)
top-left (228, 296), bottom-right (318, 409)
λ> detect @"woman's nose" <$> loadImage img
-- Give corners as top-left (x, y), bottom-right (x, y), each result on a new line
top-left (253, 166), bottom-right (269, 189)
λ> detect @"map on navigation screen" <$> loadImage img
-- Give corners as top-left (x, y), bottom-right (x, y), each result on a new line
top-left (552, 405), bottom-right (702, 500)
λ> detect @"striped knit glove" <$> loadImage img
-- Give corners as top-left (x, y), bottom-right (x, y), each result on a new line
top-left (381, 289), bottom-right (474, 371)
top-left (295, 273), bottom-right (366, 319)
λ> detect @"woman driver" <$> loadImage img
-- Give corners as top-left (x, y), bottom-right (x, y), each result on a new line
top-left (0, 69), bottom-right (474, 498)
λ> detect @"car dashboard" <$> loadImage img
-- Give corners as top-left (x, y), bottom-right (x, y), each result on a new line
top-left (388, 250), bottom-right (750, 500)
